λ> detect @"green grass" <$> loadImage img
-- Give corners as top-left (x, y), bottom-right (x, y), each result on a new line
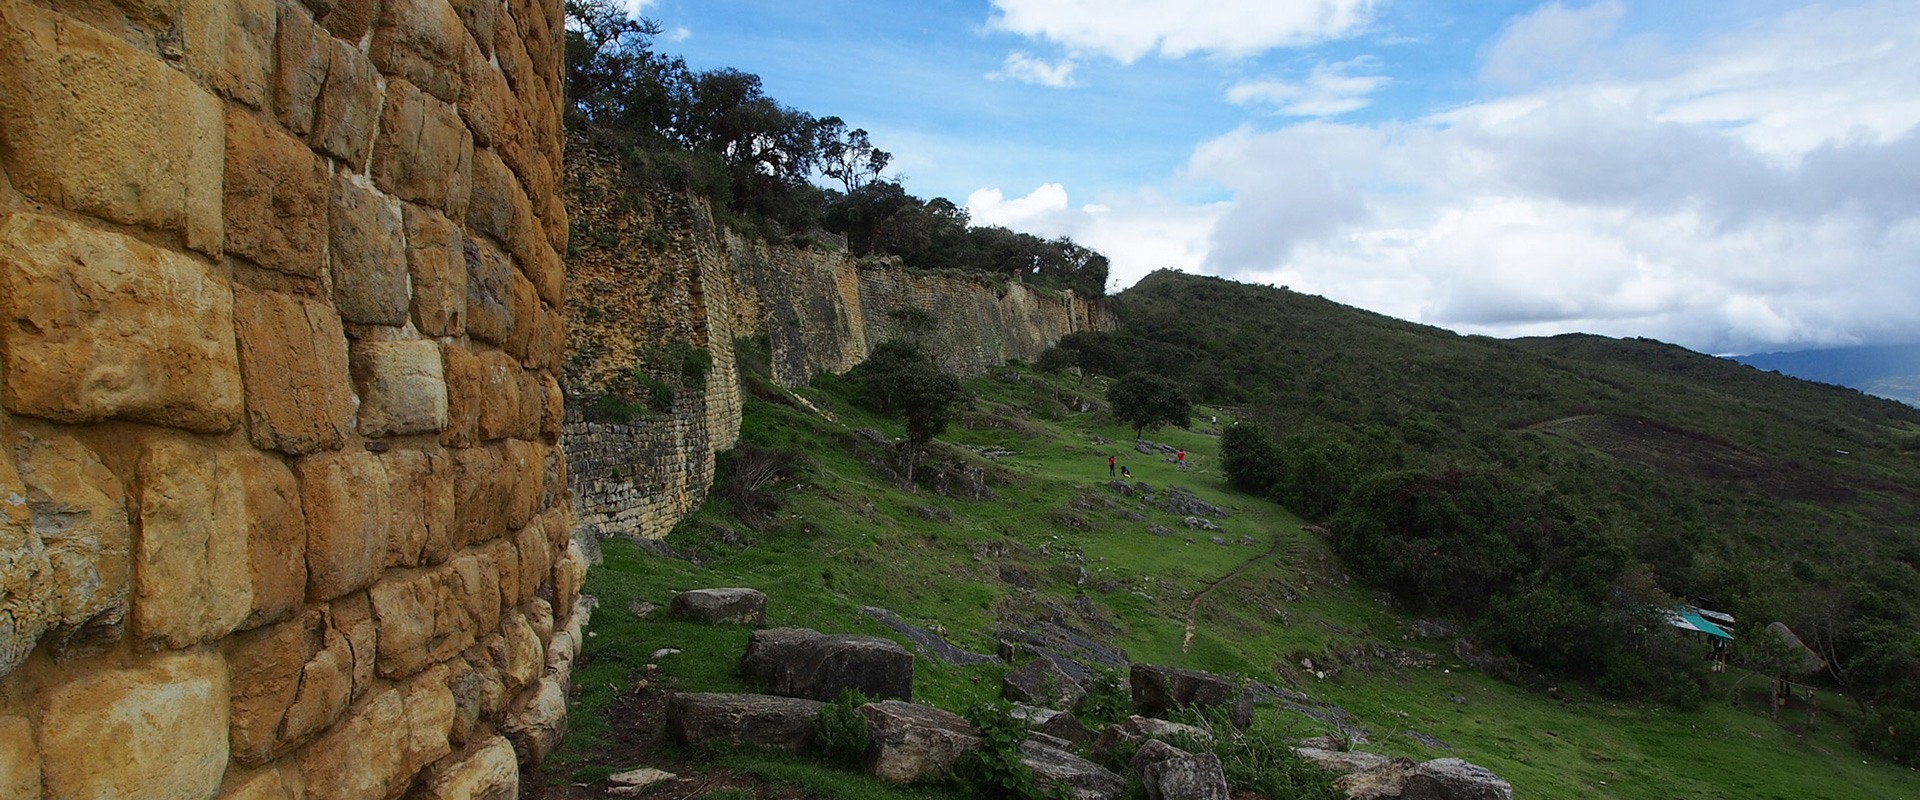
top-left (553, 362), bottom-right (1920, 799)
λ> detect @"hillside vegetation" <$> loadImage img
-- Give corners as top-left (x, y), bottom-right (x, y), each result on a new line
top-left (547, 336), bottom-right (1920, 799)
top-left (1046, 270), bottom-right (1920, 758)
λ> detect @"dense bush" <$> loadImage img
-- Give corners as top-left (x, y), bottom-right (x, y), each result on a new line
top-left (814, 689), bottom-right (873, 767)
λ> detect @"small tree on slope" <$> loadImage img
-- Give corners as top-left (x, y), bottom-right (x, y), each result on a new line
top-left (1107, 372), bottom-right (1190, 442)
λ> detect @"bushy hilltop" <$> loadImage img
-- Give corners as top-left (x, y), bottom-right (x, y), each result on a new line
top-left (1048, 270), bottom-right (1920, 759)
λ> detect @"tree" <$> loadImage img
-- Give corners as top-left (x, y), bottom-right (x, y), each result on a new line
top-left (854, 339), bottom-right (967, 484)
top-left (1106, 372), bottom-right (1190, 441)
top-left (816, 118), bottom-right (892, 193)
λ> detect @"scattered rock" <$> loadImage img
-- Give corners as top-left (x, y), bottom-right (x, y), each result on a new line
top-left (862, 700), bottom-right (979, 784)
top-left (1401, 758), bottom-right (1512, 800)
top-left (918, 506), bottom-right (954, 522)
top-left (650, 648), bottom-right (681, 660)
top-left (993, 623), bottom-right (1129, 684)
top-left (664, 693), bottom-right (823, 753)
top-left (1119, 509), bottom-right (1146, 522)
top-left (1011, 703), bottom-right (1094, 746)
top-left (668, 588), bottom-right (767, 625)
top-left (1023, 739), bottom-right (1126, 800)
top-left (1296, 734), bottom-right (1346, 751)
top-left (628, 600), bottom-right (656, 619)
top-left (860, 607), bottom-right (999, 666)
top-left (1337, 757), bottom-right (1418, 800)
top-left (1135, 442), bottom-right (1156, 455)
top-left (1158, 487), bottom-right (1229, 519)
top-left (1183, 516), bottom-right (1220, 532)
top-left (1004, 656), bottom-right (1089, 711)
top-left (1147, 525), bottom-right (1174, 537)
top-left (1091, 716), bottom-right (1212, 763)
top-left (1411, 619), bottom-right (1457, 639)
top-left (1141, 752), bottom-right (1229, 800)
top-left (1092, 435), bottom-right (1113, 445)
top-left (1209, 536), bottom-right (1227, 546)
top-left (1296, 747), bottom-right (1391, 776)
top-left (606, 767), bottom-right (675, 789)
top-left (1126, 738), bottom-right (1189, 775)
top-left (1448, 695), bottom-right (1467, 705)
top-left (741, 627), bottom-right (915, 702)
top-left (1130, 664), bottom-right (1239, 719)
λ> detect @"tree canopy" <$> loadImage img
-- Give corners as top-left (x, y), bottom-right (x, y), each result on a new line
top-left (1106, 372), bottom-right (1190, 441)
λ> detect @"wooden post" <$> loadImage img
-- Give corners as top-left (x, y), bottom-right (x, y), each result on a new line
top-left (1806, 689), bottom-right (1818, 730)
top-left (1769, 677), bottom-right (1781, 721)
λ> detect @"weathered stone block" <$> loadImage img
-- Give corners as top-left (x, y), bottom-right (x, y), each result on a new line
top-left (0, 417), bottom-right (44, 678)
top-left (475, 350), bottom-right (522, 442)
top-left (458, 43), bottom-right (510, 148)
top-left (299, 669), bottom-right (454, 800)
top-left (236, 449), bottom-right (306, 629)
top-left (741, 627), bottom-right (914, 702)
top-left (451, 444), bottom-right (505, 546)
top-left (507, 272), bottom-right (540, 362)
top-left (182, 0), bottom-right (278, 108)
top-left (233, 286), bottom-right (353, 455)
top-left (226, 108), bottom-right (328, 277)
top-left (227, 607), bottom-right (355, 765)
top-left (449, 0), bottom-right (498, 57)
top-left (316, 0), bottom-right (377, 40)
top-left (274, 2), bottom-right (330, 137)
top-left (383, 446), bottom-right (454, 568)
top-left (463, 236), bottom-right (515, 346)
top-left (440, 344), bottom-right (482, 448)
top-left (862, 700), bottom-right (978, 784)
top-left (373, 79), bottom-right (473, 217)
top-left (502, 672), bottom-right (568, 763)
top-left (37, 651), bottom-right (229, 800)
top-left (500, 438), bottom-right (544, 529)
top-left (370, 0), bottom-right (467, 103)
top-left (0, 715), bottom-right (37, 800)
top-left (330, 174), bottom-right (411, 326)
top-left (314, 36), bottom-right (385, 169)
top-left (0, 2), bottom-right (224, 255)
top-left (500, 609), bottom-right (542, 690)
top-left (294, 450), bottom-right (387, 601)
top-left (554, 538), bottom-right (586, 614)
top-left (404, 204), bottom-right (467, 337)
top-left (467, 147), bottom-right (530, 250)
top-left (11, 426), bottom-right (130, 660)
top-left (133, 436), bottom-right (254, 649)
top-left (415, 736), bottom-right (518, 800)
top-left (0, 213), bottom-right (242, 433)
top-left (671, 588), bottom-right (768, 626)
top-left (352, 340), bottom-right (449, 437)
top-left (369, 550), bottom-right (496, 678)
top-left (217, 767), bottom-right (298, 800)
top-left (1005, 657), bottom-right (1085, 711)
top-left (665, 693), bottom-right (822, 754)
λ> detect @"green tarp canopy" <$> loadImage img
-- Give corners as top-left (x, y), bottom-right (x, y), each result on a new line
top-left (1667, 608), bottom-right (1734, 640)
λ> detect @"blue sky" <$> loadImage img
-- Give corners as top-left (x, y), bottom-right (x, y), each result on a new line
top-left (625, 1), bottom-right (1919, 355)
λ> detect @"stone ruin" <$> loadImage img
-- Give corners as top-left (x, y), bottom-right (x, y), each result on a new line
top-left (0, 0), bottom-right (581, 796)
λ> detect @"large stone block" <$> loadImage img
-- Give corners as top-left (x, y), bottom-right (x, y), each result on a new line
top-left (233, 286), bottom-right (353, 455)
top-left (12, 426), bottom-right (130, 660)
top-left (415, 736), bottom-right (518, 800)
top-left (439, 344), bottom-right (482, 448)
top-left (226, 607), bottom-right (355, 765)
top-left (274, 2), bottom-right (330, 137)
top-left (316, 0), bottom-right (378, 40)
top-left (0, 417), bottom-right (45, 678)
top-left (0, 715), bottom-right (36, 800)
top-left (314, 36), bottom-right (385, 169)
top-left (466, 147), bottom-right (532, 252)
top-left (217, 767), bottom-right (298, 800)
top-left (37, 651), bottom-right (229, 800)
top-left (403, 204), bottom-right (467, 337)
top-left (0, 213), bottom-right (242, 432)
top-left (383, 446), bottom-right (454, 568)
top-left (451, 444), bottom-right (505, 546)
top-left (352, 339), bottom-right (449, 437)
top-left (372, 79), bottom-right (472, 218)
top-left (294, 450), bottom-right (387, 601)
top-left (511, 519), bottom-right (550, 607)
top-left (474, 350), bottom-right (522, 442)
top-left (862, 700), bottom-right (978, 784)
top-left (0, 2), bottom-right (224, 254)
top-left (132, 436), bottom-right (254, 649)
top-left (506, 272), bottom-right (540, 363)
top-left (664, 692), bottom-right (822, 754)
top-left (299, 669), bottom-right (454, 800)
top-left (458, 43), bottom-right (510, 149)
top-left (370, 0), bottom-right (468, 103)
top-left (462, 236), bottom-right (515, 347)
top-left (225, 108), bottom-right (328, 278)
top-left (330, 174), bottom-right (411, 326)
top-left (181, 0), bottom-right (278, 108)
top-left (237, 449), bottom-right (307, 629)
top-left (368, 549), bottom-right (495, 678)
top-left (741, 627), bottom-right (915, 702)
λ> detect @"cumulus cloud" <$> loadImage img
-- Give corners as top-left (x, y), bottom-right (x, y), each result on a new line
top-left (664, 25), bottom-right (691, 43)
top-left (986, 0), bottom-right (1379, 62)
top-left (1478, 1), bottom-right (1629, 89)
top-left (967, 184), bottom-right (1227, 290)
top-left (1190, 1), bottom-right (1920, 353)
top-left (1226, 59), bottom-right (1389, 116)
top-left (989, 52), bottom-right (1078, 87)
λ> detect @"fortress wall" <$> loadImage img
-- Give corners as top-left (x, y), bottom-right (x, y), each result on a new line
top-left (0, 0), bottom-right (580, 795)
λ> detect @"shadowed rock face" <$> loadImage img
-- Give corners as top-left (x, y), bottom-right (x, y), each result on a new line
top-left (664, 692), bottom-right (824, 753)
top-left (1141, 752), bottom-right (1229, 800)
top-left (668, 587), bottom-right (767, 625)
top-left (1022, 739), bottom-right (1126, 800)
top-left (741, 627), bottom-right (915, 702)
top-left (1130, 663), bottom-right (1239, 719)
top-left (1004, 656), bottom-right (1086, 711)
top-left (861, 700), bottom-right (979, 784)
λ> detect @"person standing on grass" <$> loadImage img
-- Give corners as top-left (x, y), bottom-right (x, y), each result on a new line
top-left (1108, 454), bottom-right (1116, 476)
top-left (1176, 449), bottom-right (1187, 471)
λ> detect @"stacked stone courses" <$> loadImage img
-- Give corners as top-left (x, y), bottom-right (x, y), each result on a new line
top-left (0, 0), bottom-right (583, 796)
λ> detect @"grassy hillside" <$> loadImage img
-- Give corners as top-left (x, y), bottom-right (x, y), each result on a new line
top-left (544, 349), bottom-right (1920, 799)
top-left (1059, 271), bottom-right (1920, 758)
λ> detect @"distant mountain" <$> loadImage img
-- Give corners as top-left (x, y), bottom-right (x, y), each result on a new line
top-left (1732, 343), bottom-right (1920, 406)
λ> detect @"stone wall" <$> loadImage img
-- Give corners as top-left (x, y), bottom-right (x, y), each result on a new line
top-left (0, 0), bottom-right (581, 796)
top-left (562, 135), bottom-right (1111, 541)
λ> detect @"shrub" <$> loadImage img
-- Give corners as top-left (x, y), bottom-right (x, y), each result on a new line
top-left (639, 374), bottom-right (675, 412)
top-left (814, 689), bottom-right (872, 767)
top-left (1164, 705), bottom-right (1340, 800)
top-left (955, 701), bottom-right (1039, 798)
top-left (1074, 666), bottom-right (1130, 728)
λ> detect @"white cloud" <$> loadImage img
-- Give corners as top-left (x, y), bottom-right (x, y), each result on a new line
top-left (986, 0), bottom-right (1379, 63)
top-left (664, 25), bottom-right (691, 43)
top-left (989, 52), bottom-right (1078, 87)
top-left (618, 0), bottom-right (654, 21)
top-left (1226, 59), bottom-right (1388, 116)
top-left (1478, 1), bottom-right (1629, 89)
top-left (1185, 1), bottom-right (1920, 353)
top-left (967, 184), bottom-right (1226, 290)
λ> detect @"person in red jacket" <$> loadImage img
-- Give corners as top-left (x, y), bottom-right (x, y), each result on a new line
top-left (1108, 454), bottom-right (1116, 476)
top-left (1177, 449), bottom-right (1187, 471)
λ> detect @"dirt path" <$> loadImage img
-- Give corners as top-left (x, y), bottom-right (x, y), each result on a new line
top-left (1183, 535), bottom-right (1289, 652)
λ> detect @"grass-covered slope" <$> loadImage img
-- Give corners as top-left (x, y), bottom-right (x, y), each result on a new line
top-left (546, 355), bottom-right (1920, 799)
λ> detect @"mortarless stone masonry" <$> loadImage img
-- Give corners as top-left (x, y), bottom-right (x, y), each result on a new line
top-left (0, 0), bottom-right (579, 795)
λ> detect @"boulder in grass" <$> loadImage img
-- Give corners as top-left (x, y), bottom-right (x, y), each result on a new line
top-left (1022, 739), bottom-right (1126, 800)
top-left (1142, 752), bottom-right (1229, 800)
top-left (861, 700), bottom-right (980, 784)
top-left (1091, 715), bottom-right (1212, 763)
top-left (1004, 657), bottom-right (1086, 710)
top-left (1401, 758), bottom-right (1515, 800)
top-left (668, 588), bottom-right (767, 625)
top-left (664, 692), bottom-right (822, 753)
top-left (1011, 703), bottom-right (1094, 746)
top-left (742, 627), bottom-right (915, 702)
top-left (1296, 747), bottom-right (1392, 776)
top-left (1126, 739), bottom-right (1190, 776)
top-left (1130, 664), bottom-right (1238, 719)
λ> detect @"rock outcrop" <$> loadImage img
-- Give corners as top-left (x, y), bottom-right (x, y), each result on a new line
top-left (741, 627), bottom-right (916, 702)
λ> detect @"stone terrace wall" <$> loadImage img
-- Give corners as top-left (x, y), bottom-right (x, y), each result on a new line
top-left (0, 0), bottom-right (582, 796)
top-left (562, 138), bottom-right (1110, 541)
